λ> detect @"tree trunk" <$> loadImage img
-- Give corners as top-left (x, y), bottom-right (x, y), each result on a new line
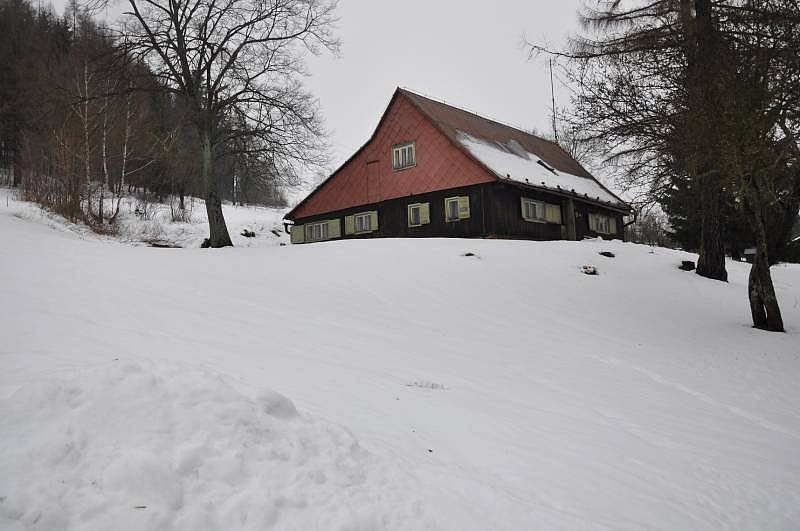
top-left (687, 0), bottom-right (728, 282)
top-left (696, 177), bottom-right (728, 281)
top-left (747, 200), bottom-right (784, 332)
top-left (200, 128), bottom-right (233, 247)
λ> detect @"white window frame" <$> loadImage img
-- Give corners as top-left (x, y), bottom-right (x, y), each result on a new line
top-left (522, 198), bottom-right (546, 222)
top-left (445, 197), bottom-right (460, 221)
top-left (392, 142), bottom-right (416, 171)
top-left (354, 212), bottom-right (371, 233)
top-left (408, 204), bottom-right (422, 227)
top-left (306, 221), bottom-right (329, 242)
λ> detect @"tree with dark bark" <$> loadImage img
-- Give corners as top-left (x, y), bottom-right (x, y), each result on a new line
top-left (529, 0), bottom-right (800, 331)
top-left (122, 0), bottom-right (337, 247)
top-left (530, 0), bottom-right (731, 281)
top-left (716, 2), bottom-right (800, 331)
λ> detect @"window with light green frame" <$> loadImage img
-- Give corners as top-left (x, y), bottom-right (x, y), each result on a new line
top-left (344, 211), bottom-right (378, 235)
top-left (445, 196), bottom-right (470, 221)
top-left (407, 202), bottom-right (430, 227)
top-left (304, 219), bottom-right (341, 242)
top-left (588, 213), bottom-right (616, 234)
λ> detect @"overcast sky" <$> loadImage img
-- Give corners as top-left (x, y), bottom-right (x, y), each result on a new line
top-left (49, 0), bottom-right (585, 177)
top-left (301, 0), bottom-right (583, 169)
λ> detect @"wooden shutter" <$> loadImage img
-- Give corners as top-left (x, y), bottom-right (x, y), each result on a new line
top-left (588, 213), bottom-right (597, 232)
top-left (545, 204), bottom-right (562, 224)
top-left (458, 196), bottom-right (471, 219)
top-left (369, 211), bottom-right (379, 231)
top-left (344, 215), bottom-right (355, 235)
top-left (420, 203), bottom-right (430, 224)
top-left (609, 216), bottom-right (617, 235)
top-left (520, 197), bottom-right (529, 220)
top-left (290, 224), bottom-right (305, 244)
top-left (327, 219), bottom-right (341, 239)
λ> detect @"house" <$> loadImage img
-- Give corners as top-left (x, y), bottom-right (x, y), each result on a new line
top-left (285, 88), bottom-right (630, 244)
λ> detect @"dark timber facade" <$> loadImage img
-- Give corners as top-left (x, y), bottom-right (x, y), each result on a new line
top-left (285, 88), bottom-right (630, 243)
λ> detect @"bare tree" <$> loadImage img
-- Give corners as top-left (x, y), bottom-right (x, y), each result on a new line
top-left (122, 0), bottom-right (337, 247)
top-left (529, 0), bottom-right (799, 331)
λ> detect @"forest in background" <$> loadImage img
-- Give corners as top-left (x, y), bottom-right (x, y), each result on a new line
top-left (0, 0), bottom-right (334, 233)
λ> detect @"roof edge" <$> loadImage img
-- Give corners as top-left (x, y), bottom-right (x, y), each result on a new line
top-left (399, 88), bottom-right (630, 211)
top-left (284, 88), bottom-right (406, 220)
top-left (498, 178), bottom-right (631, 213)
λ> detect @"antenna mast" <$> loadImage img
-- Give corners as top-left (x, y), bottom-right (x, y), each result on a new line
top-left (549, 59), bottom-right (559, 144)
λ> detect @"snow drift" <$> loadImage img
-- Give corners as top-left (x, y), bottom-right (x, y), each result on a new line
top-left (0, 360), bottom-right (426, 531)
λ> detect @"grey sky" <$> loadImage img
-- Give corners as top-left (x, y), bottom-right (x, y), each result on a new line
top-left (48, 0), bottom-right (585, 177)
top-left (303, 0), bottom-right (583, 169)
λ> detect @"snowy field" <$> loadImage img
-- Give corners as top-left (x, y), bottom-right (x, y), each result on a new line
top-left (0, 189), bottom-right (288, 248)
top-left (1, 189), bottom-right (800, 530)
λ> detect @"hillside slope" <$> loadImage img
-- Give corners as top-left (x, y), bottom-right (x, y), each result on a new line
top-left (1, 199), bottom-right (799, 530)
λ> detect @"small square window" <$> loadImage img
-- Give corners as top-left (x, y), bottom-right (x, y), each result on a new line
top-left (392, 142), bottom-right (416, 170)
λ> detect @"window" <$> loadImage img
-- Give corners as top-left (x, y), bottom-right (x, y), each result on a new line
top-left (344, 212), bottom-right (377, 235)
top-left (355, 212), bottom-right (371, 233)
top-left (306, 221), bottom-right (329, 242)
top-left (596, 216), bottom-right (610, 234)
top-left (301, 219), bottom-right (341, 242)
top-left (407, 203), bottom-right (429, 227)
top-left (409, 205), bottom-right (421, 226)
top-left (392, 142), bottom-right (416, 170)
top-left (521, 197), bottom-right (562, 224)
top-left (445, 196), bottom-right (469, 222)
top-left (589, 213), bottom-right (616, 235)
top-left (446, 197), bottom-right (460, 221)
top-left (522, 198), bottom-right (546, 222)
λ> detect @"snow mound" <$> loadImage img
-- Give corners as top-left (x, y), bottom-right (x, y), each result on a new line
top-left (0, 360), bottom-right (427, 531)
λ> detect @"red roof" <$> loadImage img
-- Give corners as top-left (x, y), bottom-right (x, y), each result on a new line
top-left (286, 88), bottom-right (628, 220)
top-left (400, 89), bottom-right (593, 179)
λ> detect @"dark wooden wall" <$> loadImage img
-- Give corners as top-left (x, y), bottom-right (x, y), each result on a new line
top-left (294, 182), bottom-right (626, 242)
top-left (294, 184), bottom-right (487, 239)
top-left (485, 183), bottom-right (564, 240)
top-left (574, 202), bottom-right (625, 240)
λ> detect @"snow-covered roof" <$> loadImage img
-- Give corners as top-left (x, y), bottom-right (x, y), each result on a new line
top-left (456, 132), bottom-right (626, 209)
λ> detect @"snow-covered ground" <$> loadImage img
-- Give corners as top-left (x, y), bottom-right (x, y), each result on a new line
top-left (1, 189), bottom-right (800, 530)
top-left (0, 189), bottom-right (288, 248)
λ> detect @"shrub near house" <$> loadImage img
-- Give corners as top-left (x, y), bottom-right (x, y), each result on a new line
top-left (286, 88), bottom-right (630, 243)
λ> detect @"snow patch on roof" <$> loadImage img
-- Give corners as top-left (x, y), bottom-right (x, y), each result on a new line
top-left (456, 132), bottom-right (626, 208)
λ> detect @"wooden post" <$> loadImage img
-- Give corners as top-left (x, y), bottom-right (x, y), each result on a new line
top-left (565, 199), bottom-right (577, 240)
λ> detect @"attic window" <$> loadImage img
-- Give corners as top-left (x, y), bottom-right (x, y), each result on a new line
top-left (392, 142), bottom-right (416, 170)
